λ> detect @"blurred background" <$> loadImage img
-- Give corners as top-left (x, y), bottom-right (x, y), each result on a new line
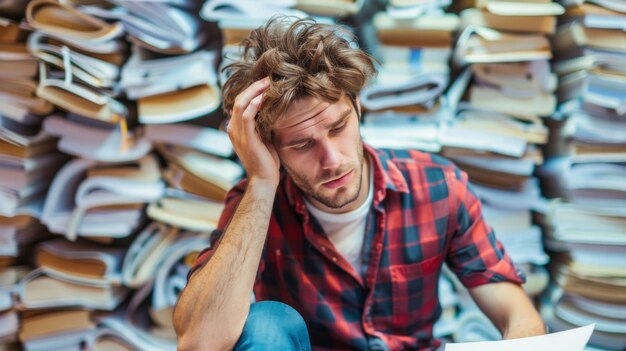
top-left (0, 0), bottom-right (624, 349)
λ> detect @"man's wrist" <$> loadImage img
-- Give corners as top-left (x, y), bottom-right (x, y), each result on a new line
top-left (247, 177), bottom-right (279, 196)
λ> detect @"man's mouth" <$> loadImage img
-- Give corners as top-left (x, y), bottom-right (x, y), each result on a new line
top-left (321, 169), bottom-right (353, 189)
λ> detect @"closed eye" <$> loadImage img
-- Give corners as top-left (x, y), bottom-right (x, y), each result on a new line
top-left (292, 140), bottom-right (314, 152)
top-left (330, 123), bottom-right (347, 135)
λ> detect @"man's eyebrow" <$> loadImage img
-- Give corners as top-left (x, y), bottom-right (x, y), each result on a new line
top-left (330, 108), bottom-right (353, 128)
top-left (282, 108), bottom-right (353, 147)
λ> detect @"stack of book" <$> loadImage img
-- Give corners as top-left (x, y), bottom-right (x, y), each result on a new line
top-left (538, 2), bottom-right (626, 348)
top-left (360, 5), bottom-right (458, 151)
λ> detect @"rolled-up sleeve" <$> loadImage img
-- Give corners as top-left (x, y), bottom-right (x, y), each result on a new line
top-left (445, 167), bottom-right (526, 289)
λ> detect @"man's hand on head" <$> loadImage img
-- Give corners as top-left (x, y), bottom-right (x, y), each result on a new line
top-left (227, 77), bottom-right (281, 189)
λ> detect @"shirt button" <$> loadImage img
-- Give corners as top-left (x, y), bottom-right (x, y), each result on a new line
top-left (332, 256), bottom-right (337, 262)
top-left (321, 246), bottom-right (326, 252)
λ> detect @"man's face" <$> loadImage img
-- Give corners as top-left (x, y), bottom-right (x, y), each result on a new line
top-left (272, 95), bottom-right (367, 213)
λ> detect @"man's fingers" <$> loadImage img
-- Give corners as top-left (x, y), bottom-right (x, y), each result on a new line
top-left (241, 94), bottom-right (263, 121)
top-left (232, 77), bottom-right (270, 116)
top-left (239, 94), bottom-right (264, 141)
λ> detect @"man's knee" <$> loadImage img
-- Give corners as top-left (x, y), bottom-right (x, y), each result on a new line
top-left (235, 301), bottom-right (310, 350)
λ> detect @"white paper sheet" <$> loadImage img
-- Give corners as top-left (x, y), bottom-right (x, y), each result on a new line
top-left (444, 324), bottom-right (595, 351)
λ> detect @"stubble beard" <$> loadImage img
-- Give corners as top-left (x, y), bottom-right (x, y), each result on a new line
top-left (285, 140), bottom-right (365, 209)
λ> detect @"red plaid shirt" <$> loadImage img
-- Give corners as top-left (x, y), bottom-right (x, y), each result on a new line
top-left (191, 144), bottom-right (525, 350)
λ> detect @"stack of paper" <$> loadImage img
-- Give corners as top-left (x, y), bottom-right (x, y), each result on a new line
top-left (438, 0), bottom-right (567, 343)
top-left (88, 229), bottom-right (210, 350)
top-left (360, 8), bottom-right (459, 151)
top-left (0, 119), bottom-right (67, 218)
top-left (18, 308), bottom-right (96, 351)
top-left (121, 48), bottom-right (221, 124)
top-left (15, 267), bottom-right (128, 351)
top-left (539, 158), bottom-right (626, 349)
top-left (201, 0), bottom-right (307, 24)
top-left (0, 17), bottom-right (52, 123)
top-left (25, 0), bottom-right (128, 124)
top-left (449, 4), bottom-right (557, 256)
top-left (535, 2), bottom-right (626, 348)
top-left (147, 234), bottom-right (210, 341)
top-left (296, 0), bottom-right (365, 17)
top-left (40, 155), bottom-right (164, 241)
top-left (43, 114), bottom-right (152, 163)
top-left (552, 3), bottom-right (626, 157)
top-left (362, 12), bottom-right (456, 112)
top-left (1, 12), bottom-right (65, 219)
top-left (0, 14), bottom-right (68, 347)
top-left (386, 0), bottom-right (452, 18)
top-left (0, 215), bottom-right (48, 269)
top-left (80, 0), bottom-right (207, 55)
top-left (0, 266), bottom-right (28, 351)
top-left (203, 1), bottom-right (334, 89)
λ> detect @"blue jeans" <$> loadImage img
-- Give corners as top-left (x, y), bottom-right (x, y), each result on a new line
top-left (233, 301), bottom-right (312, 351)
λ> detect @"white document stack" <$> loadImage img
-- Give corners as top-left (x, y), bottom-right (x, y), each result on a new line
top-left (536, 0), bottom-right (626, 349)
top-left (360, 6), bottom-right (458, 152)
top-left (440, 0), bottom-right (566, 344)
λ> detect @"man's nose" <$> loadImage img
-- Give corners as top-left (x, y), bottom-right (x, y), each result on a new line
top-left (319, 139), bottom-right (341, 170)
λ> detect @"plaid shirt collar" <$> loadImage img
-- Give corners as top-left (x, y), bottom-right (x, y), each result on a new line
top-left (283, 143), bottom-right (409, 216)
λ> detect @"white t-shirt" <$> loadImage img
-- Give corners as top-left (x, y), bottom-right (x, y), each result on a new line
top-left (304, 164), bottom-right (374, 275)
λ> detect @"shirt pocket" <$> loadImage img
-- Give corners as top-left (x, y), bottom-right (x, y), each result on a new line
top-left (390, 254), bottom-right (444, 326)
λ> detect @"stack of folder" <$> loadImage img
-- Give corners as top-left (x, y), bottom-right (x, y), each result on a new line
top-left (536, 1), bottom-right (626, 349)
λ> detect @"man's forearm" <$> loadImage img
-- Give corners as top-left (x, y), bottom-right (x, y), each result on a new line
top-left (502, 302), bottom-right (546, 339)
top-left (469, 282), bottom-right (546, 340)
top-left (174, 180), bottom-right (277, 350)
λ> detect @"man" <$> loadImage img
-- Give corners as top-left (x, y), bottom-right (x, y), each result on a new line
top-left (174, 17), bottom-right (546, 351)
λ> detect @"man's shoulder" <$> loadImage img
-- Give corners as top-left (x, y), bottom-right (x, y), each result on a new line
top-left (372, 147), bottom-right (459, 173)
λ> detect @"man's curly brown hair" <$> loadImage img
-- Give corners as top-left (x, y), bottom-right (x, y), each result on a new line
top-left (222, 16), bottom-right (377, 143)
